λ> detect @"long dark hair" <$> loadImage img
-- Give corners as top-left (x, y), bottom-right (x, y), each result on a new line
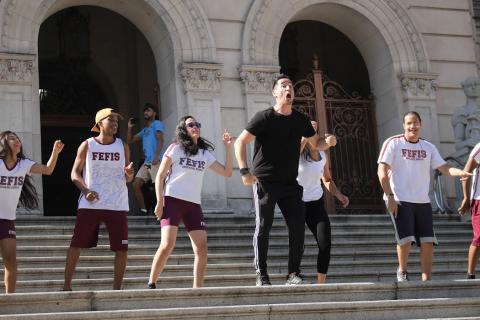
top-left (174, 116), bottom-right (214, 157)
top-left (0, 131), bottom-right (39, 209)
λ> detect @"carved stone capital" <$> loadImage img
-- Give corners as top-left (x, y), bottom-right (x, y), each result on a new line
top-left (180, 63), bottom-right (223, 93)
top-left (239, 65), bottom-right (281, 94)
top-left (0, 53), bottom-right (35, 84)
top-left (399, 72), bottom-right (438, 100)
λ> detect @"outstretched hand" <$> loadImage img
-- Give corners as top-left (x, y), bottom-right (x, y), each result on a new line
top-left (52, 140), bottom-right (64, 154)
top-left (222, 129), bottom-right (233, 147)
top-left (325, 134), bottom-right (337, 147)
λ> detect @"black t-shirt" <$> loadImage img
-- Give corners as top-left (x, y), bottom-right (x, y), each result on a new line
top-left (246, 107), bottom-right (315, 183)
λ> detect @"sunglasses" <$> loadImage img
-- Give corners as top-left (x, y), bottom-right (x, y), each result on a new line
top-left (186, 122), bottom-right (201, 129)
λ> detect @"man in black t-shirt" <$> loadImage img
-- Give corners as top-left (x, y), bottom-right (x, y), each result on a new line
top-left (234, 75), bottom-right (336, 286)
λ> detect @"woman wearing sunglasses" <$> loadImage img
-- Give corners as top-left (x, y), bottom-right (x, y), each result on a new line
top-left (148, 116), bottom-right (233, 288)
top-left (297, 121), bottom-right (349, 284)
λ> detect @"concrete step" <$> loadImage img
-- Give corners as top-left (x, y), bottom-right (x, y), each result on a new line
top-left (12, 247), bottom-right (469, 268)
top-left (4, 256), bottom-right (470, 281)
top-left (1, 281), bottom-right (480, 318)
top-left (10, 238), bottom-right (472, 258)
top-left (13, 229), bottom-right (473, 247)
top-left (3, 268), bottom-right (475, 292)
top-left (13, 213), bottom-right (465, 227)
top-left (13, 220), bottom-right (472, 235)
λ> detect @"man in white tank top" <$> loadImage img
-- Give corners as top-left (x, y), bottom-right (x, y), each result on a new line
top-left (63, 108), bottom-right (134, 291)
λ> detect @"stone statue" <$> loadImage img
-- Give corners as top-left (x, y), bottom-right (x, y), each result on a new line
top-left (450, 76), bottom-right (480, 167)
top-left (434, 76), bottom-right (480, 213)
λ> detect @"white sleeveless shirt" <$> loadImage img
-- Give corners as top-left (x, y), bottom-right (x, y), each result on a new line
top-left (297, 151), bottom-right (327, 202)
top-left (77, 137), bottom-right (129, 211)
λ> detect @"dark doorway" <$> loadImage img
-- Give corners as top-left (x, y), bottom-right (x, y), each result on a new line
top-left (38, 6), bottom-right (158, 215)
top-left (279, 21), bottom-right (382, 214)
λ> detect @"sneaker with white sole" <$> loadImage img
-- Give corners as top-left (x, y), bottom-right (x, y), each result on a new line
top-left (397, 269), bottom-right (409, 282)
top-left (256, 273), bottom-right (271, 286)
top-left (286, 273), bottom-right (304, 285)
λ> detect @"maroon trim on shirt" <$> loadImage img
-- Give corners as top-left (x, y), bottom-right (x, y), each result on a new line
top-left (378, 134), bottom-right (403, 161)
top-left (93, 137), bottom-right (117, 146)
top-left (472, 147), bottom-right (480, 159)
top-left (2, 159), bottom-right (19, 171)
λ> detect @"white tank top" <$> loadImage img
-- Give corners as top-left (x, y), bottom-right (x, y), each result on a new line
top-left (78, 137), bottom-right (129, 211)
top-left (297, 150), bottom-right (327, 202)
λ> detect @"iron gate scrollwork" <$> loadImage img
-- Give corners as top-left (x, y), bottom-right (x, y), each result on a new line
top-left (294, 74), bottom-right (383, 214)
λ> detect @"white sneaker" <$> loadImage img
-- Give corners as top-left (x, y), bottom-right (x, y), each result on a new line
top-left (286, 273), bottom-right (304, 285)
top-left (397, 269), bottom-right (409, 282)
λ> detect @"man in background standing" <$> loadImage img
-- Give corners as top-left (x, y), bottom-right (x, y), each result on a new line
top-left (127, 103), bottom-right (165, 215)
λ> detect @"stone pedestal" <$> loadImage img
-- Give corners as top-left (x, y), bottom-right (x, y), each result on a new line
top-left (180, 62), bottom-right (227, 209)
top-left (0, 53), bottom-right (42, 215)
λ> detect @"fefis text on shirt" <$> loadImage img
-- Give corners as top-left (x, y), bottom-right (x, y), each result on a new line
top-left (377, 135), bottom-right (446, 203)
top-left (0, 158), bottom-right (35, 220)
top-left (164, 143), bottom-right (216, 204)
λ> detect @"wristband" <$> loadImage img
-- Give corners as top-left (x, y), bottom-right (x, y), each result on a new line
top-left (388, 193), bottom-right (394, 197)
top-left (239, 168), bottom-right (250, 176)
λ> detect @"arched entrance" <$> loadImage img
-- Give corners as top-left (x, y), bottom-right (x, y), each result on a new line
top-left (38, 6), bottom-right (158, 215)
top-left (279, 21), bottom-right (382, 214)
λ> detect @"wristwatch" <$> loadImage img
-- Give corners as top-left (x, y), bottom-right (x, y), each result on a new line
top-left (388, 193), bottom-right (394, 197)
top-left (239, 168), bottom-right (250, 176)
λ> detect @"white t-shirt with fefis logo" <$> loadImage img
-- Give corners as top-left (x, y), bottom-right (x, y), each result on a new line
top-left (378, 135), bottom-right (446, 203)
top-left (0, 158), bottom-right (35, 220)
top-left (469, 143), bottom-right (480, 200)
top-left (164, 143), bottom-right (216, 204)
top-left (78, 137), bottom-right (129, 211)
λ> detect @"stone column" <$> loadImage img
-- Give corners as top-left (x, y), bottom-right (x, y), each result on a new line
top-left (0, 53), bottom-right (42, 214)
top-left (399, 72), bottom-right (439, 144)
top-left (239, 65), bottom-right (280, 120)
top-left (179, 62), bottom-right (226, 209)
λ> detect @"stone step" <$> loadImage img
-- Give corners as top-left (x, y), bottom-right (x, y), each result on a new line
top-left (1, 281), bottom-right (479, 318)
top-left (13, 220), bottom-right (472, 235)
top-left (12, 229), bottom-right (473, 247)
top-left (4, 257), bottom-right (470, 281)
top-left (11, 248), bottom-right (468, 268)
top-left (13, 213), bottom-right (464, 227)
top-left (10, 238), bottom-right (472, 258)
top-left (3, 269), bottom-right (475, 292)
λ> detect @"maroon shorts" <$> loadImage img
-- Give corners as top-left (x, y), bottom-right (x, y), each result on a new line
top-left (70, 209), bottom-right (128, 251)
top-left (161, 196), bottom-right (206, 232)
top-left (471, 200), bottom-right (480, 247)
top-left (0, 219), bottom-right (16, 240)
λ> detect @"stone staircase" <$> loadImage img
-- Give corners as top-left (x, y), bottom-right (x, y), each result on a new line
top-left (1, 212), bottom-right (480, 319)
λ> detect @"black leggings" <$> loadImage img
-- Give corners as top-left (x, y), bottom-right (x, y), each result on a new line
top-left (305, 198), bottom-right (331, 274)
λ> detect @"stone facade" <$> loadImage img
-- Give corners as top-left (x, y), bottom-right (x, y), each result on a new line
top-left (0, 0), bottom-right (477, 213)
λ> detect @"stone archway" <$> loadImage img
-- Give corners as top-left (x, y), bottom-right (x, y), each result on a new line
top-left (240, 0), bottom-right (439, 147)
top-left (0, 0), bottom-right (230, 212)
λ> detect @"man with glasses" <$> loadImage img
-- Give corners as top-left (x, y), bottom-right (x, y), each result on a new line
top-left (234, 74), bottom-right (336, 286)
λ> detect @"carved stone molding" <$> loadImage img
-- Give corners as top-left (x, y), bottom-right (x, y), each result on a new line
top-left (180, 63), bottom-right (223, 93)
top-left (399, 72), bottom-right (438, 100)
top-left (384, 0), bottom-right (428, 73)
top-left (0, 53), bottom-right (35, 83)
top-left (239, 65), bottom-right (280, 94)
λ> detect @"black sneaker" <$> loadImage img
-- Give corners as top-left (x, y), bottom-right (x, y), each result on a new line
top-left (147, 283), bottom-right (156, 289)
top-left (467, 273), bottom-right (476, 279)
top-left (285, 272), bottom-right (304, 285)
top-left (256, 273), bottom-right (271, 286)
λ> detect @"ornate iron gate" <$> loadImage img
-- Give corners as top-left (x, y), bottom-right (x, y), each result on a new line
top-left (293, 71), bottom-right (383, 214)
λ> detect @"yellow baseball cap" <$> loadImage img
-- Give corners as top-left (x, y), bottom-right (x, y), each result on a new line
top-left (91, 108), bottom-right (124, 132)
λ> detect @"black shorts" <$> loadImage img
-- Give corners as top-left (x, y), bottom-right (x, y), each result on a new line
top-left (390, 201), bottom-right (438, 246)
